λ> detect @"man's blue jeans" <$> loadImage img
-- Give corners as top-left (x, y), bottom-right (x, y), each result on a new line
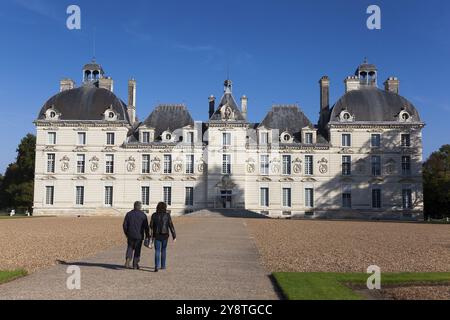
top-left (154, 239), bottom-right (168, 269)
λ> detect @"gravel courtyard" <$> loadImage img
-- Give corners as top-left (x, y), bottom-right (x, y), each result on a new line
top-left (246, 219), bottom-right (450, 273)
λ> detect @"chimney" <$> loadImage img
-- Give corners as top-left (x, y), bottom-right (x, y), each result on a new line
top-left (127, 79), bottom-right (137, 124)
top-left (60, 78), bottom-right (75, 92)
top-left (241, 95), bottom-right (248, 121)
top-left (344, 76), bottom-right (360, 92)
top-left (319, 76), bottom-right (329, 113)
top-left (384, 77), bottom-right (399, 94)
top-left (98, 77), bottom-right (114, 92)
top-left (208, 95), bottom-right (216, 118)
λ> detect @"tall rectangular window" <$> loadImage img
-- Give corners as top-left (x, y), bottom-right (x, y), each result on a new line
top-left (164, 155), bottom-right (172, 174)
top-left (76, 186), bottom-right (84, 205)
top-left (304, 133), bottom-right (313, 144)
top-left (402, 156), bottom-right (411, 175)
top-left (305, 188), bottom-right (314, 208)
top-left (185, 187), bottom-right (194, 206)
top-left (48, 132), bottom-right (56, 145)
top-left (142, 155), bottom-right (151, 174)
top-left (105, 186), bottom-right (113, 206)
top-left (186, 132), bottom-right (194, 144)
top-left (402, 188), bottom-right (412, 209)
top-left (47, 154), bottom-right (55, 173)
top-left (342, 134), bottom-right (351, 147)
top-left (282, 155), bottom-right (292, 175)
top-left (45, 186), bottom-right (54, 205)
top-left (260, 188), bottom-right (269, 207)
top-left (342, 156), bottom-right (352, 176)
top-left (371, 156), bottom-right (381, 176)
top-left (77, 132), bottom-right (86, 145)
top-left (401, 134), bottom-right (411, 147)
top-left (77, 154), bottom-right (85, 174)
top-left (105, 154), bottom-right (114, 174)
top-left (185, 155), bottom-right (194, 174)
top-left (372, 189), bottom-right (381, 209)
top-left (222, 133), bottom-right (231, 147)
top-left (282, 188), bottom-right (292, 208)
top-left (260, 155), bottom-right (269, 175)
top-left (371, 134), bottom-right (381, 148)
top-left (342, 185), bottom-right (352, 208)
top-left (141, 186), bottom-right (150, 206)
top-left (163, 187), bottom-right (172, 206)
top-left (142, 132), bottom-right (150, 143)
top-left (106, 132), bottom-right (115, 145)
top-left (260, 132), bottom-right (269, 144)
top-left (305, 155), bottom-right (313, 175)
top-left (222, 154), bottom-right (231, 174)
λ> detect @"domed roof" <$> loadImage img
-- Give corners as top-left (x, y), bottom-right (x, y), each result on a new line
top-left (141, 105), bottom-right (194, 140)
top-left (38, 85), bottom-right (130, 123)
top-left (330, 88), bottom-right (421, 122)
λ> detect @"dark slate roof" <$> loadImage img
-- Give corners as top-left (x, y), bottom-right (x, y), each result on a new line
top-left (329, 88), bottom-right (421, 122)
top-left (38, 85), bottom-right (130, 122)
top-left (142, 105), bottom-right (194, 140)
top-left (209, 93), bottom-right (246, 121)
top-left (259, 105), bottom-right (314, 141)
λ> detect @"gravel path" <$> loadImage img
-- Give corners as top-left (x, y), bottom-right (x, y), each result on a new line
top-left (246, 219), bottom-right (450, 273)
top-left (379, 286), bottom-right (450, 300)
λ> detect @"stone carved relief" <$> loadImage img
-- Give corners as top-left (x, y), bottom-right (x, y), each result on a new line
top-left (385, 159), bottom-right (396, 175)
top-left (60, 155), bottom-right (70, 172)
top-left (318, 158), bottom-right (328, 174)
top-left (246, 158), bottom-right (255, 174)
top-left (293, 158), bottom-right (302, 174)
top-left (126, 156), bottom-right (136, 173)
top-left (89, 156), bottom-right (99, 172)
top-left (152, 156), bottom-right (161, 173)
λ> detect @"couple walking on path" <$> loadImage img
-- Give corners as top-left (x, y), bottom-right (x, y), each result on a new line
top-left (123, 201), bottom-right (176, 272)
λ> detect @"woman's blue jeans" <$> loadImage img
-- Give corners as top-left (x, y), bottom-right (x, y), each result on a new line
top-left (154, 239), bottom-right (168, 269)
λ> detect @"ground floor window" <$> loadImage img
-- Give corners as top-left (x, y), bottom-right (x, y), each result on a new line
top-left (372, 189), bottom-right (381, 209)
top-left (282, 188), bottom-right (292, 208)
top-left (260, 188), bottom-right (269, 207)
top-left (185, 187), bottom-right (194, 206)
top-left (402, 189), bottom-right (413, 209)
top-left (141, 186), bottom-right (150, 206)
top-left (105, 186), bottom-right (113, 206)
top-left (76, 186), bottom-right (84, 205)
top-left (45, 186), bottom-right (54, 205)
top-left (305, 188), bottom-right (314, 208)
top-left (164, 187), bottom-right (172, 206)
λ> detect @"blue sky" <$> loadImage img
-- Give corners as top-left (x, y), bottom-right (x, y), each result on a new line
top-left (0, 0), bottom-right (449, 172)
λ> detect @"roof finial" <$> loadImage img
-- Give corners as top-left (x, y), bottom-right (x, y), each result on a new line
top-left (364, 56), bottom-right (368, 64)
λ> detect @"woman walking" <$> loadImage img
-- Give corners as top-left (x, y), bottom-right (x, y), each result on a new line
top-left (150, 202), bottom-right (176, 272)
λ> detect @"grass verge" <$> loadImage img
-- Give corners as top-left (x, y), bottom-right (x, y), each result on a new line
top-left (273, 272), bottom-right (450, 300)
top-left (0, 270), bottom-right (27, 285)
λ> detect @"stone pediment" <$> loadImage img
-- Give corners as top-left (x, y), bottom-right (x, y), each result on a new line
top-left (279, 177), bottom-right (294, 182)
top-left (160, 176), bottom-right (174, 181)
top-left (41, 175), bottom-right (57, 180)
top-left (138, 176), bottom-right (153, 181)
top-left (257, 177), bottom-right (272, 182)
top-left (73, 146), bottom-right (88, 152)
top-left (301, 177), bottom-right (317, 182)
top-left (72, 176), bottom-right (87, 181)
top-left (101, 176), bottom-right (116, 181)
top-left (369, 177), bottom-right (384, 184)
top-left (182, 176), bottom-right (197, 181)
top-left (216, 175), bottom-right (236, 189)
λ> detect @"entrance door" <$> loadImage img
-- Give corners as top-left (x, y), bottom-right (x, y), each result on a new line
top-left (220, 190), bottom-right (233, 209)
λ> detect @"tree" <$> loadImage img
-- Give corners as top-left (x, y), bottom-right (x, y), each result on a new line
top-left (0, 134), bottom-right (36, 211)
top-left (423, 144), bottom-right (450, 219)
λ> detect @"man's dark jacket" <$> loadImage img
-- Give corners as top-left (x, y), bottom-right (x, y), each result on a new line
top-left (150, 212), bottom-right (176, 240)
top-left (123, 210), bottom-right (150, 240)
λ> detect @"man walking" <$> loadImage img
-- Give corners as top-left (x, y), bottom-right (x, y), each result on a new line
top-left (123, 201), bottom-right (150, 270)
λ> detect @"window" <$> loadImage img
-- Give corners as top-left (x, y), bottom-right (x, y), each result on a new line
top-left (185, 155), bottom-right (194, 174)
top-left (142, 132), bottom-right (151, 143)
top-left (260, 155), bottom-right (269, 175)
top-left (342, 134), bottom-right (351, 147)
top-left (186, 132), bottom-right (194, 144)
top-left (105, 154), bottom-right (114, 174)
top-left (105, 186), bottom-right (113, 206)
top-left (77, 154), bottom-right (85, 174)
top-left (163, 187), bottom-right (172, 206)
top-left (305, 188), bottom-right (314, 208)
top-left (165, 133), bottom-right (172, 141)
top-left (76, 186), bottom-right (84, 205)
top-left (402, 188), bottom-right (412, 209)
top-left (45, 186), bottom-right (54, 205)
top-left (106, 132), bottom-right (115, 145)
top-left (401, 134), bottom-right (411, 147)
top-left (77, 132), bottom-right (86, 145)
top-left (372, 189), bottom-right (381, 209)
top-left (283, 133), bottom-right (291, 142)
top-left (141, 186), bottom-right (150, 206)
top-left (164, 155), bottom-right (172, 174)
top-left (260, 132), bottom-right (269, 144)
top-left (402, 156), bottom-right (411, 175)
top-left (185, 187), bottom-right (194, 206)
top-left (48, 132), bottom-right (56, 145)
top-left (282, 155), bottom-right (291, 175)
top-left (371, 134), bottom-right (381, 148)
top-left (223, 133), bottom-right (231, 146)
top-left (342, 156), bottom-right (352, 176)
top-left (305, 155), bottom-right (313, 175)
top-left (282, 188), bottom-right (292, 208)
top-left (222, 154), bottom-right (231, 174)
top-left (342, 185), bottom-right (352, 208)
top-left (371, 156), bottom-right (381, 176)
top-left (142, 155), bottom-right (151, 174)
top-left (260, 188), bottom-right (269, 207)
top-left (47, 154), bottom-right (55, 173)
top-left (304, 133), bottom-right (313, 144)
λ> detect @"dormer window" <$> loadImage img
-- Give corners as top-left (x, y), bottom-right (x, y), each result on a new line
top-left (340, 111), bottom-right (354, 122)
top-left (186, 131), bottom-right (194, 144)
top-left (166, 133), bottom-right (172, 140)
top-left (399, 111), bottom-right (411, 122)
top-left (103, 107), bottom-right (117, 121)
top-left (108, 112), bottom-right (115, 119)
top-left (281, 132), bottom-right (293, 143)
top-left (162, 131), bottom-right (174, 143)
top-left (45, 107), bottom-right (60, 120)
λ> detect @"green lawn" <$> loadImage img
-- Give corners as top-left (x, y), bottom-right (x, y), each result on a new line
top-left (0, 270), bottom-right (27, 285)
top-left (273, 272), bottom-right (450, 300)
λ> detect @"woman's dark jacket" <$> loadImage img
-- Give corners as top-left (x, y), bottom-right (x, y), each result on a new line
top-left (150, 212), bottom-right (176, 240)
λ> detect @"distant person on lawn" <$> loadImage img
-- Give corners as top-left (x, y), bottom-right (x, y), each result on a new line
top-left (123, 201), bottom-right (150, 270)
top-left (150, 202), bottom-right (176, 272)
